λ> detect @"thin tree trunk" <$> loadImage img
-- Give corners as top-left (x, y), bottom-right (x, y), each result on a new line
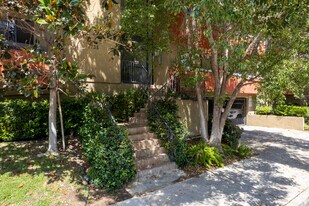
top-left (47, 64), bottom-right (58, 155)
top-left (196, 83), bottom-right (208, 141)
top-left (209, 104), bottom-right (223, 147)
top-left (57, 91), bottom-right (65, 151)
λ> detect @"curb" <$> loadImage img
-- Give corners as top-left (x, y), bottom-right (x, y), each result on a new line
top-left (286, 186), bottom-right (309, 206)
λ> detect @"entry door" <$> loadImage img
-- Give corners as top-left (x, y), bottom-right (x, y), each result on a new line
top-left (121, 52), bottom-right (151, 84)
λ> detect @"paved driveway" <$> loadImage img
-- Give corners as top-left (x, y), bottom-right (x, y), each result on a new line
top-left (116, 126), bottom-right (309, 206)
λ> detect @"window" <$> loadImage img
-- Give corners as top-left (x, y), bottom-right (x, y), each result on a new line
top-left (0, 18), bottom-right (35, 47)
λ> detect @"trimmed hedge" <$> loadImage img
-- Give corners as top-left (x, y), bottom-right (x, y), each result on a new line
top-left (256, 105), bottom-right (308, 117)
top-left (0, 100), bottom-right (49, 141)
top-left (78, 102), bottom-right (135, 191)
top-left (0, 88), bottom-right (148, 141)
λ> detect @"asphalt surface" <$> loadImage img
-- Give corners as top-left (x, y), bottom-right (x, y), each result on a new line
top-left (116, 126), bottom-right (309, 206)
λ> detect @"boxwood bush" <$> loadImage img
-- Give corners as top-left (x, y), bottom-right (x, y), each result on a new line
top-left (78, 102), bottom-right (135, 191)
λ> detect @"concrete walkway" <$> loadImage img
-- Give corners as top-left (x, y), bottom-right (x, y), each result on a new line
top-left (115, 126), bottom-right (309, 206)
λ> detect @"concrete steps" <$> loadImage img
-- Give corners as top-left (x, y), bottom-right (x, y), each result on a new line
top-left (135, 147), bottom-right (166, 159)
top-left (124, 107), bottom-right (186, 195)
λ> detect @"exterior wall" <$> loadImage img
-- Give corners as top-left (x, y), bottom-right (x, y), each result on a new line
top-left (152, 45), bottom-right (178, 87)
top-left (176, 99), bottom-right (208, 136)
top-left (66, 0), bottom-right (123, 93)
top-left (247, 114), bottom-right (304, 130)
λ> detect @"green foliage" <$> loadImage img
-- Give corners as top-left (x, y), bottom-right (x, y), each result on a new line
top-left (59, 97), bottom-right (90, 136)
top-left (237, 144), bottom-right (253, 158)
top-left (187, 143), bottom-right (224, 168)
top-left (110, 88), bottom-right (148, 122)
top-left (120, 0), bottom-right (171, 59)
top-left (274, 105), bottom-right (308, 117)
top-left (222, 119), bottom-right (244, 150)
top-left (222, 144), bottom-right (253, 159)
top-left (78, 102), bottom-right (135, 191)
top-left (256, 106), bottom-right (272, 115)
top-left (256, 105), bottom-right (309, 119)
top-left (147, 98), bottom-right (190, 167)
top-left (0, 99), bottom-right (49, 141)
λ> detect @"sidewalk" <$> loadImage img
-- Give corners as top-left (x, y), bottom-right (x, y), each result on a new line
top-left (115, 126), bottom-right (309, 206)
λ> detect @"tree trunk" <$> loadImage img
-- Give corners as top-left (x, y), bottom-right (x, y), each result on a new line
top-left (196, 83), bottom-right (208, 141)
top-left (209, 104), bottom-right (223, 147)
top-left (47, 67), bottom-right (58, 154)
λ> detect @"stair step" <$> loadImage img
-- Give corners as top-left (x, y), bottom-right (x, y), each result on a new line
top-left (139, 108), bottom-right (147, 113)
top-left (127, 126), bottom-right (150, 135)
top-left (133, 139), bottom-right (161, 150)
top-left (135, 147), bottom-right (167, 159)
top-left (134, 112), bottom-right (147, 118)
top-left (129, 117), bottom-right (148, 124)
top-left (129, 133), bottom-right (155, 141)
top-left (136, 153), bottom-right (170, 170)
top-left (136, 162), bottom-right (178, 178)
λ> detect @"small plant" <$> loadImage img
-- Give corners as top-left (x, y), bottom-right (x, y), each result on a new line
top-left (222, 143), bottom-right (253, 159)
top-left (237, 144), bottom-right (253, 158)
top-left (187, 142), bottom-right (224, 168)
top-left (222, 119), bottom-right (244, 150)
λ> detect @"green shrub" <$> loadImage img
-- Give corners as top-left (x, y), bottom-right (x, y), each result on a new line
top-left (0, 98), bottom-right (90, 141)
top-left (222, 119), bottom-right (244, 150)
top-left (79, 102), bottom-right (135, 191)
top-left (256, 106), bottom-right (272, 115)
top-left (147, 98), bottom-right (190, 167)
top-left (222, 143), bottom-right (252, 158)
top-left (0, 99), bottom-right (49, 141)
top-left (237, 144), bottom-right (253, 158)
top-left (257, 105), bottom-right (309, 118)
top-left (187, 143), bottom-right (224, 168)
top-left (59, 97), bottom-right (90, 136)
top-left (110, 88), bottom-right (148, 122)
top-left (274, 105), bottom-right (308, 117)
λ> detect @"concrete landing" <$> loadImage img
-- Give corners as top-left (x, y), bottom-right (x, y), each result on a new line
top-left (126, 168), bottom-right (186, 196)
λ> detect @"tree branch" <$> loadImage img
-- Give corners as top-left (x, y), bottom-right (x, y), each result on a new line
top-left (243, 32), bottom-right (261, 58)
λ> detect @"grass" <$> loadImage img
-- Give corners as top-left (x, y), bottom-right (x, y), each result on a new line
top-left (0, 139), bottom-right (88, 206)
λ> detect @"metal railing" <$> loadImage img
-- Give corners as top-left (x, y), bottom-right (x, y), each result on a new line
top-left (147, 82), bottom-right (175, 145)
top-left (94, 99), bottom-right (118, 128)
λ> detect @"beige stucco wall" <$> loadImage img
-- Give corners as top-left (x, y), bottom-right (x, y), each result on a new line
top-left (153, 44), bottom-right (178, 86)
top-left (66, 0), bottom-right (122, 91)
top-left (176, 99), bottom-right (208, 136)
top-left (247, 114), bottom-right (304, 130)
top-left (64, 0), bottom-right (176, 94)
